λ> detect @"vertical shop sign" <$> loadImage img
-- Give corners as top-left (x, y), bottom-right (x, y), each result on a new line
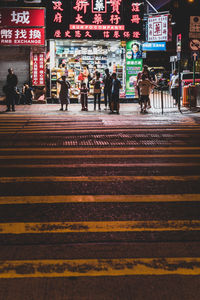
top-left (32, 53), bottom-right (45, 86)
top-left (126, 40), bottom-right (143, 98)
top-left (147, 15), bottom-right (169, 42)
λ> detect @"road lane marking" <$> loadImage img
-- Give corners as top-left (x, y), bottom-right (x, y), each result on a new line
top-left (1, 163), bottom-right (200, 168)
top-left (0, 147), bottom-right (199, 151)
top-left (0, 155), bottom-right (200, 160)
top-left (1, 220), bottom-right (200, 234)
top-left (0, 175), bottom-right (199, 183)
top-left (0, 194), bottom-right (199, 204)
top-left (0, 257), bottom-right (200, 278)
top-left (0, 128), bottom-right (200, 133)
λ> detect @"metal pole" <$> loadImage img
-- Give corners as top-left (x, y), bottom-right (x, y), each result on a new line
top-left (193, 59), bottom-right (196, 85)
top-left (177, 59), bottom-right (181, 112)
top-left (161, 88), bottom-right (164, 114)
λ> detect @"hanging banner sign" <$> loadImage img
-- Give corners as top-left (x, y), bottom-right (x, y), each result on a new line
top-left (47, 0), bottom-right (144, 40)
top-left (0, 27), bottom-right (45, 45)
top-left (32, 53), bottom-right (45, 86)
top-left (126, 40), bottom-right (143, 98)
top-left (0, 8), bottom-right (45, 27)
top-left (147, 14), bottom-right (171, 42)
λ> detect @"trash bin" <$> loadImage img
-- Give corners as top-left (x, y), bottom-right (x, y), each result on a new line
top-left (196, 85), bottom-right (200, 107)
top-left (182, 85), bottom-right (196, 107)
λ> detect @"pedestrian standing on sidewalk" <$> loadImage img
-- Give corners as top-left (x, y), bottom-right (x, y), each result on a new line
top-left (92, 72), bottom-right (101, 111)
top-left (103, 68), bottom-right (112, 110)
top-left (170, 69), bottom-right (179, 105)
top-left (138, 74), bottom-right (152, 114)
top-left (137, 65), bottom-right (152, 108)
top-left (110, 73), bottom-right (122, 114)
top-left (80, 82), bottom-right (89, 111)
top-left (5, 68), bottom-right (18, 112)
top-left (138, 74), bottom-right (152, 113)
top-left (57, 75), bottom-right (71, 111)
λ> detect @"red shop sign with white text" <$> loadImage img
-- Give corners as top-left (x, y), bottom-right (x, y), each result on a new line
top-left (0, 8), bottom-right (45, 27)
top-left (32, 53), bottom-right (45, 86)
top-left (0, 28), bottom-right (45, 45)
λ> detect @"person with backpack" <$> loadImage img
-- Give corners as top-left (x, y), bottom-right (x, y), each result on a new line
top-left (138, 74), bottom-right (153, 114)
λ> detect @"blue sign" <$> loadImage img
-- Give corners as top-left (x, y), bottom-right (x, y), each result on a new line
top-left (142, 42), bottom-right (166, 51)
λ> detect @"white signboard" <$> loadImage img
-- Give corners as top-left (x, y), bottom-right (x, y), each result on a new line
top-left (147, 15), bottom-right (168, 42)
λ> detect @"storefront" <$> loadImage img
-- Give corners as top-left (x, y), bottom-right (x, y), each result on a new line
top-left (48, 39), bottom-right (126, 99)
top-left (0, 7), bottom-right (45, 99)
top-left (46, 0), bottom-right (144, 100)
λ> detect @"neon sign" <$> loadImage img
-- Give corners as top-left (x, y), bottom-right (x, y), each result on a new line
top-left (47, 0), bottom-right (144, 40)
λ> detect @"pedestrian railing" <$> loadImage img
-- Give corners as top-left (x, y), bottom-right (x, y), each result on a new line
top-left (151, 88), bottom-right (176, 110)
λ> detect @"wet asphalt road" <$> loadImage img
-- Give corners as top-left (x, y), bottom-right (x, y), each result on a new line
top-left (0, 108), bottom-right (200, 299)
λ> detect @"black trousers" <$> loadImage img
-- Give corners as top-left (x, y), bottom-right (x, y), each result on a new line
top-left (6, 90), bottom-right (16, 110)
top-left (172, 87), bottom-right (179, 104)
top-left (94, 93), bottom-right (101, 109)
top-left (104, 88), bottom-right (111, 108)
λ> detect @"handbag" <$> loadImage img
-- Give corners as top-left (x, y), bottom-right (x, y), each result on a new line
top-left (78, 73), bottom-right (84, 81)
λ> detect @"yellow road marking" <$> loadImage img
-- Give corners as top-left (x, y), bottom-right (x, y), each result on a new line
top-left (1, 220), bottom-right (200, 234)
top-left (0, 175), bottom-right (199, 183)
top-left (0, 128), bottom-right (200, 133)
top-left (0, 154), bottom-right (200, 160)
top-left (0, 257), bottom-right (200, 278)
top-left (1, 163), bottom-right (200, 168)
top-left (0, 147), bottom-right (199, 151)
top-left (0, 194), bottom-right (199, 205)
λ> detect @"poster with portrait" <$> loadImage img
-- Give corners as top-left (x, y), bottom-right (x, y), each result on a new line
top-left (126, 40), bottom-right (143, 98)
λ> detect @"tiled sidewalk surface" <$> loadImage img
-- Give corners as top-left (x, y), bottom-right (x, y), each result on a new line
top-left (0, 103), bottom-right (185, 115)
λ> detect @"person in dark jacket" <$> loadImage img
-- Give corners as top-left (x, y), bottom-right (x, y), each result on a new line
top-left (57, 75), bottom-right (71, 111)
top-left (22, 83), bottom-right (34, 105)
top-left (103, 69), bottom-right (112, 110)
top-left (5, 68), bottom-right (18, 112)
top-left (92, 72), bottom-right (101, 111)
top-left (110, 73), bottom-right (122, 114)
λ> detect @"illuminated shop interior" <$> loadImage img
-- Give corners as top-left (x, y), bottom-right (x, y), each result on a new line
top-left (49, 40), bottom-right (126, 99)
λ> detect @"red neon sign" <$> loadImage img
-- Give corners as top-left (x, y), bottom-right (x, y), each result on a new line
top-left (0, 8), bottom-right (45, 27)
top-left (49, 0), bottom-right (143, 40)
top-left (69, 24), bottom-right (125, 30)
top-left (0, 28), bottom-right (45, 45)
top-left (32, 53), bottom-right (45, 86)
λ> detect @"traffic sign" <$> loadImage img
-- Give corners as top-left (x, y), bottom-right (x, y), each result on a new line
top-left (190, 39), bottom-right (200, 51)
top-left (192, 51), bottom-right (199, 61)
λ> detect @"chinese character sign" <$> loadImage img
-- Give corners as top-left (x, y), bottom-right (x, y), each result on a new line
top-left (0, 8), bottom-right (45, 27)
top-left (32, 53), bottom-right (45, 86)
top-left (0, 28), bottom-right (45, 45)
top-left (47, 0), bottom-right (144, 40)
top-left (147, 15), bottom-right (169, 42)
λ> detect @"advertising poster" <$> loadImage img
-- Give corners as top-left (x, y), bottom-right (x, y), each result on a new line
top-left (126, 40), bottom-right (143, 98)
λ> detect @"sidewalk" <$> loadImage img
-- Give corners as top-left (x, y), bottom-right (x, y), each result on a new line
top-left (0, 102), bottom-right (188, 115)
